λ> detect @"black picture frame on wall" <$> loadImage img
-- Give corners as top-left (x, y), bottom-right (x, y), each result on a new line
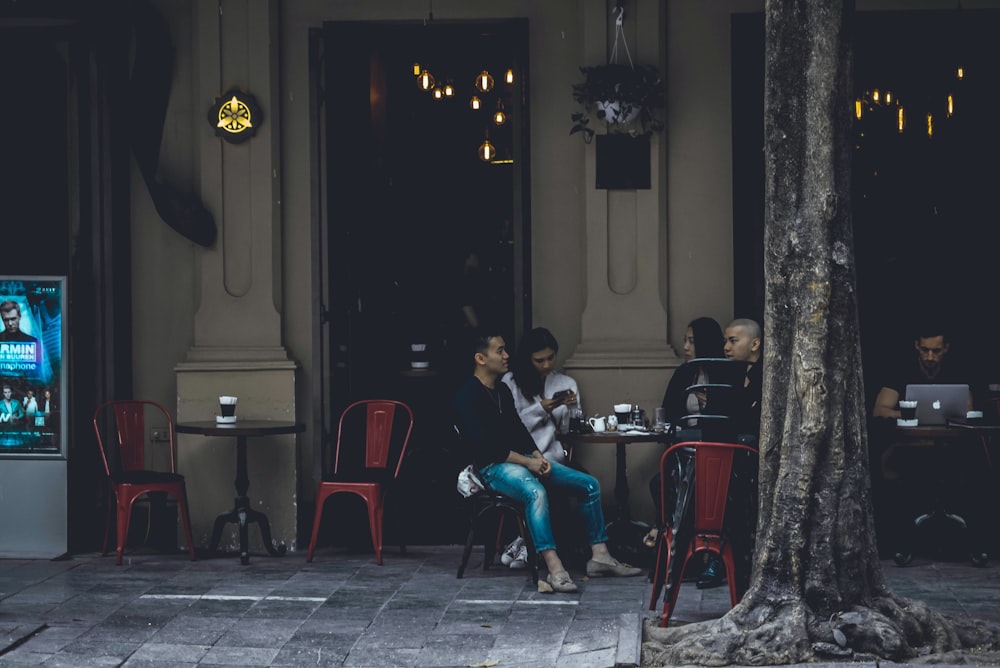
top-left (595, 134), bottom-right (651, 190)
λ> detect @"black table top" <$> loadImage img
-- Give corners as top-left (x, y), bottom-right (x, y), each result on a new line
top-left (176, 420), bottom-right (304, 437)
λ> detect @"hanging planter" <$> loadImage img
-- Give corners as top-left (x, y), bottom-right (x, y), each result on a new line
top-left (569, 8), bottom-right (665, 143)
top-left (596, 99), bottom-right (642, 126)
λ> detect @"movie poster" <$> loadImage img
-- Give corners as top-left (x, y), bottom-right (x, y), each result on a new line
top-left (0, 276), bottom-right (66, 458)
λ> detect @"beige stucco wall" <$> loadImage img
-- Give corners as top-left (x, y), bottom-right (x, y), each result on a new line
top-left (131, 0), bottom-right (1000, 543)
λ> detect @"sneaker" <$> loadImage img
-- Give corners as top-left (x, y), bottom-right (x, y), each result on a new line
top-left (508, 543), bottom-right (528, 569)
top-left (545, 570), bottom-right (578, 593)
top-left (500, 537), bottom-right (525, 567)
top-left (586, 557), bottom-right (642, 578)
top-left (695, 556), bottom-right (726, 589)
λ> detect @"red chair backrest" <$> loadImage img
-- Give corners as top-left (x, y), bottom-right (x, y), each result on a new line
top-left (93, 400), bottom-right (175, 476)
top-left (660, 440), bottom-right (758, 535)
top-left (333, 399), bottom-right (414, 479)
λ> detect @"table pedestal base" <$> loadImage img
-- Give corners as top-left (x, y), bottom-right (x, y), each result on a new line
top-left (210, 495), bottom-right (287, 565)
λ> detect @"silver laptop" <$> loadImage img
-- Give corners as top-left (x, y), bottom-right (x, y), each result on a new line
top-left (904, 384), bottom-right (969, 425)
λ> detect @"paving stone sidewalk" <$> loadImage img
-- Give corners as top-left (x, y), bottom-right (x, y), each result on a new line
top-left (1, 545), bottom-right (997, 667)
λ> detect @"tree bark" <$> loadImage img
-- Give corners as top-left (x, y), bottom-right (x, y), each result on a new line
top-left (644, 1), bottom-right (999, 664)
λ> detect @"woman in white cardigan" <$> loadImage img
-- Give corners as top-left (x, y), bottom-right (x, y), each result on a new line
top-left (501, 327), bottom-right (580, 465)
top-left (497, 327), bottom-right (582, 568)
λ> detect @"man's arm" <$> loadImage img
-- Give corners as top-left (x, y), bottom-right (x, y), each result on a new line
top-left (872, 387), bottom-right (900, 418)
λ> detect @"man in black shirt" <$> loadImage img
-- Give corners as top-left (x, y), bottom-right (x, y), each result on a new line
top-left (872, 327), bottom-right (972, 418)
top-left (454, 332), bottom-right (640, 592)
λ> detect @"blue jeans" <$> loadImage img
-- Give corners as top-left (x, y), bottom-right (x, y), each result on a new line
top-left (479, 460), bottom-right (608, 552)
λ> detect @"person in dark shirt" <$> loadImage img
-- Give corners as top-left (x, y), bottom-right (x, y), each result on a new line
top-left (868, 323), bottom-right (981, 558)
top-left (872, 326), bottom-right (972, 418)
top-left (454, 332), bottom-right (641, 592)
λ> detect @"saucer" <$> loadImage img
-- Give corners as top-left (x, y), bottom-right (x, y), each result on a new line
top-left (216, 415), bottom-right (237, 424)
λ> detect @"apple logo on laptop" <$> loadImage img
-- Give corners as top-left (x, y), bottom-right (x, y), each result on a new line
top-left (932, 400), bottom-right (941, 410)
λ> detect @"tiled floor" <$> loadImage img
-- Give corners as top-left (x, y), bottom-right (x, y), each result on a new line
top-left (0, 545), bottom-right (652, 667)
top-left (1, 545), bottom-right (997, 667)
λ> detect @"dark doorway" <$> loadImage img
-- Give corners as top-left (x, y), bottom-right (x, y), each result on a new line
top-left (314, 20), bottom-right (530, 545)
top-left (1, 10), bottom-right (133, 554)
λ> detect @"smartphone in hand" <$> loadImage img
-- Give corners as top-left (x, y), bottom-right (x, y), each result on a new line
top-left (551, 389), bottom-right (571, 403)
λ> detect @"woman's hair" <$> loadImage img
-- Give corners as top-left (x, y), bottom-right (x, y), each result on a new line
top-left (689, 317), bottom-right (724, 359)
top-left (510, 327), bottom-right (560, 401)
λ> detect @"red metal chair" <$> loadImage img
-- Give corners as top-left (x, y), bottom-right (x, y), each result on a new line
top-left (307, 399), bottom-right (414, 564)
top-left (92, 400), bottom-right (196, 565)
top-left (648, 440), bottom-right (759, 626)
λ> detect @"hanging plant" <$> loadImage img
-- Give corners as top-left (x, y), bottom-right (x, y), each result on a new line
top-left (570, 63), bottom-right (666, 143)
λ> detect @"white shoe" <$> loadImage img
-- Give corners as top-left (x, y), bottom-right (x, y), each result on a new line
top-left (508, 544), bottom-right (528, 569)
top-left (500, 537), bottom-right (525, 567)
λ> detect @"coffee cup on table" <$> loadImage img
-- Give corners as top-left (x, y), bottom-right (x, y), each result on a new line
top-left (220, 395), bottom-right (238, 418)
top-left (613, 403), bottom-right (632, 427)
top-left (897, 400), bottom-right (917, 427)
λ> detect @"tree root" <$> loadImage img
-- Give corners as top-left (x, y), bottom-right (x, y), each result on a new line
top-left (642, 593), bottom-right (1000, 666)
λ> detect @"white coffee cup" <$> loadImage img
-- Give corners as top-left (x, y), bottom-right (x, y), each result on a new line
top-left (588, 415), bottom-right (607, 432)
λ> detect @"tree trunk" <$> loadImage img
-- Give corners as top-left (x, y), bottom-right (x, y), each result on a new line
top-left (644, 1), bottom-right (999, 663)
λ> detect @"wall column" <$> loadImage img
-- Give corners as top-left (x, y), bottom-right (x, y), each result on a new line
top-left (175, 0), bottom-right (299, 552)
top-left (564, 0), bottom-right (681, 525)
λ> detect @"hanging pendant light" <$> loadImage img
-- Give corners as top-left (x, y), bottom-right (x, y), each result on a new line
top-left (478, 131), bottom-right (495, 162)
top-left (432, 85), bottom-right (444, 100)
top-left (469, 95), bottom-right (482, 111)
top-left (505, 68), bottom-right (515, 85)
top-left (418, 69), bottom-right (435, 91)
top-left (443, 81), bottom-right (455, 98)
top-left (412, 62), bottom-right (422, 77)
top-left (493, 100), bottom-right (506, 126)
top-left (475, 69), bottom-right (494, 93)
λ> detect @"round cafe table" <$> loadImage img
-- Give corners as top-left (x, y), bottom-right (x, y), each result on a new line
top-left (560, 429), bottom-right (672, 521)
top-left (176, 420), bottom-right (304, 565)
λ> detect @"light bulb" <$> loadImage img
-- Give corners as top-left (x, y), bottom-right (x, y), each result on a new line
top-left (505, 68), bottom-right (514, 84)
top-left (475, 70), bottom-right (494, 93)
top-left (478, 138), bottom-right (495, 162)
top-left (418, 70), bottom-right (435, 91)
top-left (493, 100), bottom-right (506, 126)
top-left (444, 82), bottom-right (455, 97)
top-left (412, 62), bottom-right (421, 76)
top-left (469, 95), bottom-right (481, 110)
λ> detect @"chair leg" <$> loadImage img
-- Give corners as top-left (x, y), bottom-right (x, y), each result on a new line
top-left (659, 551), bottom-right (690, 627)
top-left (177, 488), bottom-right (197, 561)
top-left (457, 503), bottom-right (482, 578)
top-left (115, 495), bottom-right (134, 566)
top-left (366, 496), bottom-right (382, 566)
top-left (306, 488), bottom-right (333, 562)
top-left (648, 527), bottom-right (668, 610)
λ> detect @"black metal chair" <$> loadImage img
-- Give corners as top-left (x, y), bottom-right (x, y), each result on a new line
top-left (457, 485), bottom-right (539, 584)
